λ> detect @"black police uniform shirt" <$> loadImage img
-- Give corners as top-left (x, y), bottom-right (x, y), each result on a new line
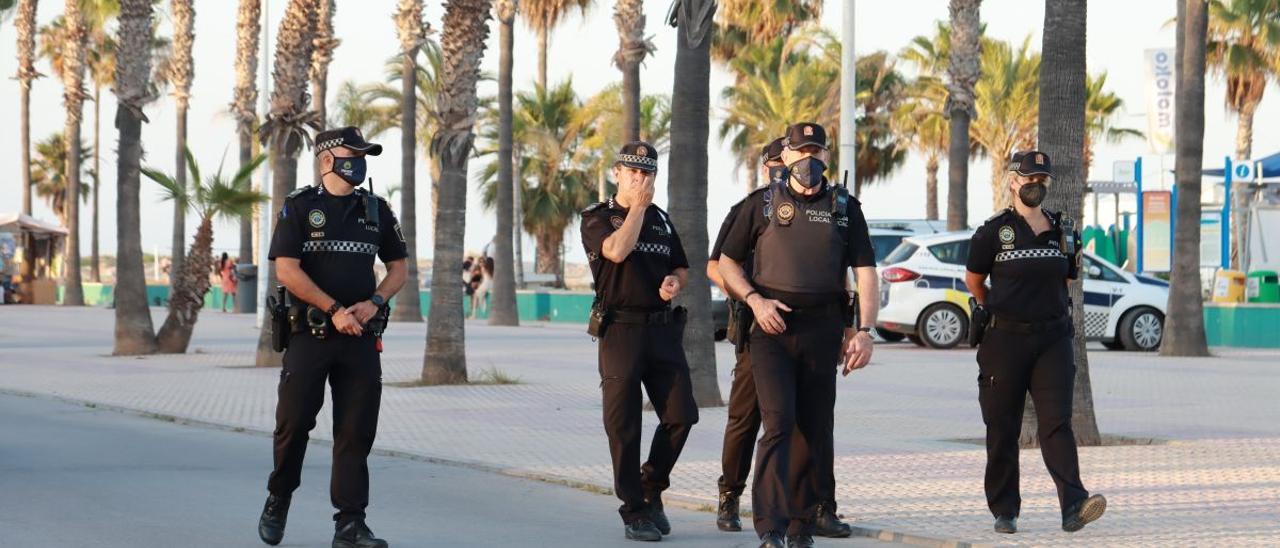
top-left (268, 184), bottom-right (409, 307)
top-left (719, 180), bottom-right (875, 308)
top-left (581, 197), bottom-right (690, 310)
top-left (966, 208), bottom-right (1082, 323)
top-left (710, 199), bottom-right (751, 278)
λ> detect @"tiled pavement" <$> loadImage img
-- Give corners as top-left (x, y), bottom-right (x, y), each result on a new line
top-left (1, 306), bottom-right (1277, 546)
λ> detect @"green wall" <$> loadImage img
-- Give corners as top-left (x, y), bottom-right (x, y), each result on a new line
top-left (1203, 303), bottom-right (1280, 348)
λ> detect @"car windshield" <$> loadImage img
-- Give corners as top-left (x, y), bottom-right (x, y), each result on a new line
top-left (871, 235), bottom-right (907, 263)
top-left (882, 242), bottom-right (918, 265)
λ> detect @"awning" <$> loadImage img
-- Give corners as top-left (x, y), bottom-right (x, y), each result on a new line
top-left (1204, 151), bottom-right (1280, 179)
top-left (0, 213), bottom-right (71, 235)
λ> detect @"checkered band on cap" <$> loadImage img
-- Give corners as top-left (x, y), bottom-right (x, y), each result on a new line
top-left (316, 137), bottom-right (345, 153)
top-left (615, 153), bottom-right (658, 169)
top-left (302, 240), bottom-right (380, 255)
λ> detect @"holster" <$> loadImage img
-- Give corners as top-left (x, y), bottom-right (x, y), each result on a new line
top-left (587, 303), bottom-right (613, 338)
top-left (267, 286), bottom-right (291, 352)
top-left (727, 299), bottom-right (754, 351)
top-left (968, 297), bottom-right (990, 348)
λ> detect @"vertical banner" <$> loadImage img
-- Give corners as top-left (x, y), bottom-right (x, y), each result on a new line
top-left (1142, 191), bottom-right (1172, 272)
top-left (1143, 48), bottom-right (1176, 154)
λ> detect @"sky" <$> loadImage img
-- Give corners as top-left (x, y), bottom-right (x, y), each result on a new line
top-left (2, 0), bottom-right (1277, 267)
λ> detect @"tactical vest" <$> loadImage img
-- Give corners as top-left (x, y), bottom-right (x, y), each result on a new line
top-left (752, 182), bottom-right (850, 293)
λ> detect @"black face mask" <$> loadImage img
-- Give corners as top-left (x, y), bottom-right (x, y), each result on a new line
top-left (328, 155), bottom-right (367, 185)
top-left (787, 157), bottom-right (826, 189)
top-left (1018, 182), bottom-right (1047, 207)
top-left (766, 165), bottom-right (787, 185)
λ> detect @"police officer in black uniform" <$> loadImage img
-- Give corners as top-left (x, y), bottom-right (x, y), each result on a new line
top-left (257, 127), bottom-right (408, 548)
top-left (581, 141), bottom-right (699, 542)
top-left (717, 123), bottom-right (878, 548)
top-left (964, 150), bottom-right (1106, 535)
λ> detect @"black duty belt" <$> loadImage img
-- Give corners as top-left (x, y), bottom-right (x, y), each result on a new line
top-left (784, 302), bottom-right (844, 318)
top-left (989, 314), bottom-right (1069, 333)
top-left (611, 307), bottom-right (675, 325)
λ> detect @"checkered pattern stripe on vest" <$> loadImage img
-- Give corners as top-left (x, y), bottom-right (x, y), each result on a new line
top-left (994, 248), bottom-right (1066, 262)
top-left (302, 240), bottom-right (380, 255)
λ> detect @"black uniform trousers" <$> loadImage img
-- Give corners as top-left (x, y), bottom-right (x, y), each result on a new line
top-left (976, 321), bottom-right (1089, 519)
top-left (268, 331), bottom-right (382, 525)
top-left (598, 317), bottom-right (700, 524)
top-left (749, 311), bottom-right (842, 537)
top-left (718, 348), bottom-right (760, 495)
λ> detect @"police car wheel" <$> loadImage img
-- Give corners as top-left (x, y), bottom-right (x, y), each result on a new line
top-left (1119, 307), bottom-right (1163, 352)
top-left (876, 328), bottom-right (906, 343)
top-left (917, 303), bottom-right (968, 350)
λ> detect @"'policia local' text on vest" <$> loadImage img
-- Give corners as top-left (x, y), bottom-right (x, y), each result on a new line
top-left (752, 181), bottom-right (850, 294)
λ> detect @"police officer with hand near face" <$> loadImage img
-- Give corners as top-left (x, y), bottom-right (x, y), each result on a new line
top-left (581, 141), bottom-right (699, 542)
top-left (964, 150), bottom-right (1106, 535)
top-left (257, 127), bottom-right (407, 548)
top-left (717, 123), bottom-right (878, 548)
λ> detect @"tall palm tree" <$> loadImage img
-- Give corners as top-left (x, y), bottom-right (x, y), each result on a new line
top-left (1205, 0), bottom-right (1280, 269)
top-left (971, 37), bottom-right (1040, 211)
top-left (422, 0), bottom-right (493, 385)
top-left (310, 0), bottom-right (338, 186)
top-left (1029, 0), bottom-right (1102, 447)
top-left (16, 0), bottom-right (40, 230)
top-left (1083, 72), bottom-right (1143, 173)
top-left (852, 50), bottom-right (908, 196)
top-left (328, 79), bottom-right (399, 137)
top-left (31, 132), bottom-right (91, 227)
top-left (711, 0), bottom-right (821, 64)
top-left (573, 83), bottom-right (671, 199)
top-left (231, 0), bottom-right (261, 287)
top-left (613, 0), bottom-right (651, 141)
top-left (255, 0), bottom-right (321, 367)
top-left (519, 0), bottom-right (591, 90)
top-left (893, 78), bottom-right (948, 219)
top-left (144, 150), bottom-right (267, 353)
top-left (166, 0), bottom-right (194, 290)
top-left (945, 0), bottom-right (981, 231)
top-left (668, 0), bottom-right (722, 407)
top-left (389, 0), bottom-right (426, 323)
top-left (1164, 0), bottom-right (1211, 357)
top-left (60, 0), bottom-right (88, 306)
top-left (490, 0), bottom-right (520, 326)
top-left (113, 0), bottom-right (160, 355)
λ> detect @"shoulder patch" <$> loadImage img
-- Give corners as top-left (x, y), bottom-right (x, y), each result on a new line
top-left (582, 202), bottom-right (605, 215)
top-left (287, 186), bottom-right (312, 199)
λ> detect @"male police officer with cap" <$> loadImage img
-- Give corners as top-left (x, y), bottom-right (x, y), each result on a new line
top-left (257, 126), bottom-right (408, 548)
top-left (581, 141), bottom-right (699, 542)
top-left (965, 150), bottom-right (1106, 535)
top-left (717, 123), bottom-right (878, 548)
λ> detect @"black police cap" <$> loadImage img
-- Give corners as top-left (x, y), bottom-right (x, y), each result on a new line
top-left (315, 126), bottom-right (383, 156)
top-left (783, 122), bottom-right (828, 151)
top-left (761, 137), bottom-right (785, 164)
top-left (615, 141), bottom-right (659, 173)
top-left (1008, 150), bottom-right (1052, 177)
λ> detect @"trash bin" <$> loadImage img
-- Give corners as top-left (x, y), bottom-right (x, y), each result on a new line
top-left (235, 263), bottom-right (257, 314)
top-left (1212, 270), bottom-right (1246, 303)
top-left (1246, 270), bottom-right (1279, 303)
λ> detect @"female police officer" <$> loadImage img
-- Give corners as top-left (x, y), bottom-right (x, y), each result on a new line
top-left (964, 150), bottom-right (1106, 535)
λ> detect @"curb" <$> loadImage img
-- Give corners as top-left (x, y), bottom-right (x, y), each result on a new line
top-left (0, 387), bottom-right (988, 547)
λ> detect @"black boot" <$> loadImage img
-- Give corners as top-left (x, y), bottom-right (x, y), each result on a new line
top-left (758, 531), bottom-right (785, 548)
top-left (1062, 494), bottom-right (1107, 532)
top-left (645, 493), bottom-right (671, 535)
top-left (716, 491), bottom-right (742, 532)
top-left (994, 515), bottom-right (1018, 534)
top-left (332, 520), bottom-right (389, 548)
top-left (257, 494), bottom-right (290, 546)
top-left (813, 501), bottom-right (852, 538)
top-left (786, 534), bottom-right (815, 548)
top-left (624, 519), bottom-right (663, 542)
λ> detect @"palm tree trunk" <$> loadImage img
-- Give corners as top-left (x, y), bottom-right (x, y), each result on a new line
top-left (255, 140), bottom-right (300, 367)
top-left (1229, 104), bottom-right (1255, 270)
top-left (237, 128), bottom-right (255, 297)
top-left (536, 22), bottom-right (548, 91)
top-left (62, 0), bottom-right (88, 307)
top-left (90, 84), bottom-right (102, 283)
top-left (513, 161), bottom-right (525, 288)
top-left (534, 231), bottom-right (563, 286)
top-left (1161, 0), bottom-right (1210, 357)
top-left (925, 154), bottom-right (939, 220)
top-left (990, 156), bottom-right (1008, 212)
top-left (1023, 0), bottom-right (1101, 448)
top-left (615, 0), bottom-right (645, 142)
top-left (945, 0), bottom-right (980, 232)
top-left (171, 106), bottom-right (188, 288)
top-left (946, 111), bottom-right (971, 230)
top-left (113, 0), bottom-right (159, 355)
top-left (667, 0), bottom-right (723, 407)
top-left (234, 0), bottom-right (261, 301)
top-left (17, 0), bottom-right (38, 285)
top-left (156, 217), bottom-right (215, 353)
top-left (392, 41), bottom-right (424, 323)
top-left (489, 0), bottom-right (519, 326)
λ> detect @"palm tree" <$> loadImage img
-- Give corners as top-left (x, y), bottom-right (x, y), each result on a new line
top-left (945, 0), bottom-right (981, 231)
top-left (573, 84), bottom-right (671, 199)
top-left (519, 0), bottom-right (591, 89)
top-left (970, 37), bottom-right (1040, 212)
top-left (166, 0), bottom-right (194, 291)
top-left (15, 0), bottom-right (39, 285)
top-left (310, 0), bottom-right (338, 185)
top-left (893, 78), bottom-right (948, 219)
top-left (1028, 0), bottom-right (1102, 448)
top-left (389, 0), bottom-right (426, 323)
top-left (490, 0), bottom-right (520, 326)
top-left (668, 0), bottom-right (722, 407)
top-left (231, 0), bottom-right (261, 286)
top-left (31, 133), bottom-right (91, 227)
top-left (1164, 0), bottom-right (1211, 357)
top-left (1205, 0), bottom-right (1280, 269)
top-left (422, 0), bottom-right (493, 385)
top-left (613, 0), bottom-right (651, 141)
top-left (60, 0), bottom-right (89, 306)
top-left (112, 0), bottom-right (160, 355)
top-left (255, 0), bottom-right (321, 367)
top-left (143, 150), bottom-right (267, 353)
top-left (1083, 72), bottom-right (1143, 173)
top-left (328, 80), bottom-right (399, 137)
top-left (852, 50), bottom-right (908, 196)
top-left (711, 0), bottom-right (821, 64)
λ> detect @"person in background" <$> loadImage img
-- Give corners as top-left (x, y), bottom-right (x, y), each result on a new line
top-left (220, 253), bottom-right (238, 313)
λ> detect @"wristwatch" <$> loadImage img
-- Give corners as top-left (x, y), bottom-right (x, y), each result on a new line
top-left (370, 294), bottom-right (386, 307)
top-left (857, 326), bottom-right (873, 334)
top-left (326, 302), bottom-right (342, 316)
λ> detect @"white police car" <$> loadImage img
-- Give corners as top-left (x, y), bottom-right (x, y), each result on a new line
top-left (876, 231), bottom-right (1168, 351)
